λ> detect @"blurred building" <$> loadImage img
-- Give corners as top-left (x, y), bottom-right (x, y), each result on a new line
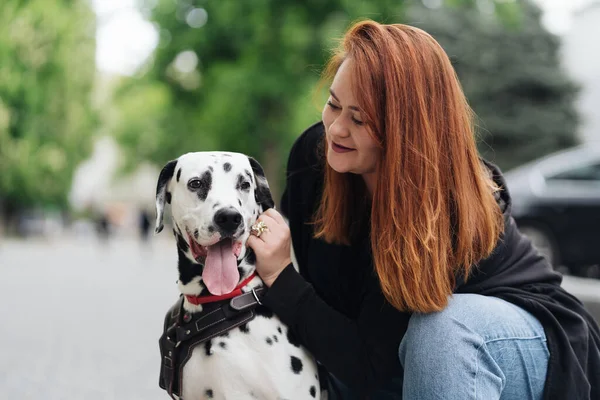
top-left (562, 1), bottom-right (600, 143)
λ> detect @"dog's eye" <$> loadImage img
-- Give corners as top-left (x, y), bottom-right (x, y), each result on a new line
top-left (240, 182), bottom-right (251, 190)
top-left (188, 179), bottom-right (202, 190)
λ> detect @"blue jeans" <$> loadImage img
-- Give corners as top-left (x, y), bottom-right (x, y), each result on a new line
top-left (330, 294), bottom-right (549, 399)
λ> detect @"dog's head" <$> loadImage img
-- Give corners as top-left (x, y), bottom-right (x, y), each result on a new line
top-left (155, 152), bottom-right (274, 296)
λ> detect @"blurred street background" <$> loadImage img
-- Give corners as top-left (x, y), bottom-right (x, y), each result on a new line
top-left (1, 0), bottom-right (600, 398)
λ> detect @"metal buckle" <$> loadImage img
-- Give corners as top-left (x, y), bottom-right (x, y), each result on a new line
top-left (165, 335), bottom-right (181, 348)
top-left (251, 287), bottom-right (263, 306)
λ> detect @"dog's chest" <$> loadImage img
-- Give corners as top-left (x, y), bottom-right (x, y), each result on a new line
top-left (181, 312), bottom-right (321, 400)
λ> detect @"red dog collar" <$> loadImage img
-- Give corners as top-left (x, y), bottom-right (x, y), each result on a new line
top-left (185, 272), bottom-right (257, 305)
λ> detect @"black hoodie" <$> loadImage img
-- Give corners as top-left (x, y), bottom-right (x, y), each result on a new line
top-left (262, 122), bottom-right (600, 399)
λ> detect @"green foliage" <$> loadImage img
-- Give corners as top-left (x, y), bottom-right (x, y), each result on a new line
top-left (0, 0), bottom-right (98, 209)
top-left (408, 0), bottom-right (579, 169)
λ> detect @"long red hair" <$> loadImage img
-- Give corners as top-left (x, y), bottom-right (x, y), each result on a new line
top-left (313, 20), bottom-right (504, 313)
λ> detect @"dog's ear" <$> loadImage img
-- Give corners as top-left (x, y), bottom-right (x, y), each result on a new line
top-left (155, 159), bottom-right (177, 234)
top-left (247, 156), bottom-right (274, 211)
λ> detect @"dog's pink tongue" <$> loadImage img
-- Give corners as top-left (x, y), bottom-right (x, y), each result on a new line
top-left (202, 239), bottom-right (239, 295)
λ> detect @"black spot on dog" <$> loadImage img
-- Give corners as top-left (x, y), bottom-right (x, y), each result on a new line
top-left (236, 174), bottom-right (249, 191)
top-left (272, 335), bottom-right (278, 342)
top-left (208, 226), bottom-right (214, 233)
top-left (244, 169), bottom-right (253, 183)
top-left (176, 168), bottom-right (181, 182)
top-left (205, 389), bottom-right (214, 398)
top-left (238, 199), bottom-right (242, 206)
top-left (223, 162), bottom-right (232, 172)
top-left (248, 157), bottom-right (274, 210)
top-left (290, 356), bottom-right (303, 374)
top-left (239, 323), bottom-right (249, 333)
top-left (219, 341), bottom-right (227, 349)
top-left (208, 165), bottom-right (213, 172)
top-left (244, 248), bottom-right (256, 265)
top-left (237, 266), bottom-right (244, 277)
top-left (166, 192), bottom-right (172, 204)
top-left (193, 229), bottom-right (199, 240)
top-left (223, 153), bottom-right (232, 157)
top-left (310, 386), bottom-right (316, 398)
top-left (254, 186), bottom-right (273, 210)
top-left (213, 202), bottom-right (220, 209)
top-left (287, 329), bottom-right (301, 347)
top-left (204, 340), bottom-right (212, 356)
top-left (195, 170), bottom-right (212, 201)
top-left (172, 229), bottom-right (177, 237)
top-left (176, 231), bottom-right (189, 253)
top-left (266, 337), bottom-right (273, 345)
top-left (177, 248), bottom-right (204, 284)
top-left (277, 327), bottom-right (282, 334)
top-left (255, 306), bottom-right (273, 319)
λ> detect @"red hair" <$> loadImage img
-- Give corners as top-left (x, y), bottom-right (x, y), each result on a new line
top-left (313, 20), bottom-right (504, 313)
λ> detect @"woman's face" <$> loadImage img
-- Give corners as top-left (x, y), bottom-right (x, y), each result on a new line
top-left (322, 59), bottom-right (381, 188)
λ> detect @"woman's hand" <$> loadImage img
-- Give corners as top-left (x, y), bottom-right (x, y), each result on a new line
top-left (246, 208), bottom-right (292, 287)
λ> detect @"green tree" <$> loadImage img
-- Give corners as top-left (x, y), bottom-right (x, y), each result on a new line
top-left (114, 0), bottom-right (520, 198)
top-left (407, 0), bottom-right (579, 169)
top-left (0, 0), bottom-right (98, 221)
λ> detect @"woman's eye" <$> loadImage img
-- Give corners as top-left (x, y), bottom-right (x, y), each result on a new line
top-left (188, 179), bottom-right (201, 189)
top-left (327, 101), bottom-right (341, 110)
top-left (241, 182), bottom-right (251, 190)
top-left (352, 117), bottom-right (364, 126)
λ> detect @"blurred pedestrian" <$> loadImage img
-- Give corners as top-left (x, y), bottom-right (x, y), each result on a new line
top-left (139, 209), bottom-right (151, 242)
top-left (247, 20), bottom-right (600, 400)
top-left (96, 213), bottom-right (110, 242)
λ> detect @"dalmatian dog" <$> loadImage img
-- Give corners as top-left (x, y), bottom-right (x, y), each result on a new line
top-left (155, 152), bottom-right (325, 400)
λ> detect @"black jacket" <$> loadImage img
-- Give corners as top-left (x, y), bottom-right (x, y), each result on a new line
top-left (262, 122), bottom-right (600, 399)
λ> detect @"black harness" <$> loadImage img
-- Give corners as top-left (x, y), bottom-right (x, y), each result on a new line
top-left (158, 287), bottom-right (265, 399)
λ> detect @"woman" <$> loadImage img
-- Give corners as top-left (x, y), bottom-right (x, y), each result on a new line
top-left (247, 20), bottom-right (600, 399)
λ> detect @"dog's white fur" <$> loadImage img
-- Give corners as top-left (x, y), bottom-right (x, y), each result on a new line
top-left (156, 152), bottom-right (324, 400)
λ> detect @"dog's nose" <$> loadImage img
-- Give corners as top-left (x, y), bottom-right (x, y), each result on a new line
top-left (213, 209), bottom-right (242, 233)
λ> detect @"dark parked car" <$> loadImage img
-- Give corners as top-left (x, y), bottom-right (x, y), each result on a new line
top-left (503, 145), bottom-right (600, 277)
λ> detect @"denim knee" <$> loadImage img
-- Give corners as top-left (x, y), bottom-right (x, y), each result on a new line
top-left (399, 295), bottom-right (502, 392)
top-left (398, 294), bottom-right (549, 400)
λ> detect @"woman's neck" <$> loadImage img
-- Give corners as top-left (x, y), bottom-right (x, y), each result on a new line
top-left (362, 172), bottom-right (377, 197)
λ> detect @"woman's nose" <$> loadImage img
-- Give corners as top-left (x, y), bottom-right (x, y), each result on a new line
top-left (329, 117), bottom-right (351, 138)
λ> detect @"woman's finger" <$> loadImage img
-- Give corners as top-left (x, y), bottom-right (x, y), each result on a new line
top-left (246, 234), bottom-right (265, 250)
top-left (263, 208), bottom-right (286, 225)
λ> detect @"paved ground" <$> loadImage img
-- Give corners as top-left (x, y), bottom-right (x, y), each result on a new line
top-left (0, 236), bottom-right (180, 400)
top-left (0, 236), bottom-right (598, 400)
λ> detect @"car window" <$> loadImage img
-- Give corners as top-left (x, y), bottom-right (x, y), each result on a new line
top-left (546, 163), bottom-right (600, 181)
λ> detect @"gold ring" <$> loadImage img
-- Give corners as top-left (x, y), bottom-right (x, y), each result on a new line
top-left (250, 221), bottom-right (269, 238)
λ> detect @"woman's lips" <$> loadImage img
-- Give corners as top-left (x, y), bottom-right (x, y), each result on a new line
top-left (332, 142), bottom-right (355, 153)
